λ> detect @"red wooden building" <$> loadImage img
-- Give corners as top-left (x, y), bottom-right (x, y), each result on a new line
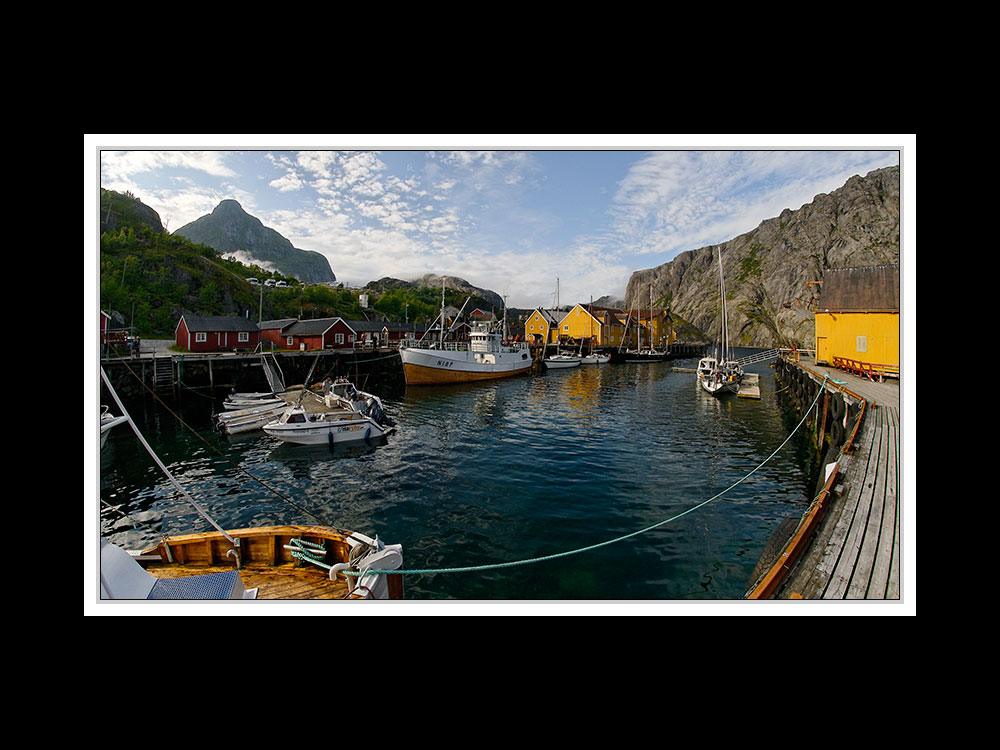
top-left (175, 313), bottom-right (260, 353)
top-left (258, 318), bottom-right (298, 348)
top-left (280, 317), bottom-right (356, 350)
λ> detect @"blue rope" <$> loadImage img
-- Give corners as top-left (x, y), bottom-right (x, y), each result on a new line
top-left (346, 375), bottom-right (830, 577)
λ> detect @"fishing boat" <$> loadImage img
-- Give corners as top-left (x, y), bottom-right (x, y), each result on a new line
top-left (399, 281), bottom-right (531, 385)
top-left (98, 367), bottom-right (404, 600)
top-left (698, 249), bottom-right (744, 396)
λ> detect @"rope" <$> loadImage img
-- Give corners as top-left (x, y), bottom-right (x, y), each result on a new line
top-left (346, 374), bottom-right (832, 578)
top-left (107, 360), bottom-right (338, 530)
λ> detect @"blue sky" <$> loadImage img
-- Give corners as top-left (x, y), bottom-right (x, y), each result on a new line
top-left (89, 135), bottom-right (907, 309)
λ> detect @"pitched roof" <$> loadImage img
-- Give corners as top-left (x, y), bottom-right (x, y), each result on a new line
top-left (258, 318), bottom-right (298, 331)
top-left (815, 265), bottom-right (900, 312)
top-left (284, 317), bottom-right (341, 335)
top-left (180, 312), bottom-right (259, 332)
top-left (530, 308), bottom-right (567, 325)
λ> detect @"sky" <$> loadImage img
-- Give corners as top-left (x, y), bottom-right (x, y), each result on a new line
top-left (89, 135), bottom-right (908, 310)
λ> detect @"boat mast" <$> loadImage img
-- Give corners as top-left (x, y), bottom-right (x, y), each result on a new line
top-left (649, 284), bottom-right (653, 352)
top-left (440, 277), bottom-right (446, 347)
top-left (717, 248), bottom-right (728, 363)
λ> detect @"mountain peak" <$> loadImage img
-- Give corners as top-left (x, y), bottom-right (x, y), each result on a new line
top-left (175, 200), bottom-right (335, 283)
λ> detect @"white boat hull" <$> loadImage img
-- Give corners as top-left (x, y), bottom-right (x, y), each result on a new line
top-left (544, 355), bottom-right (582, 368)
top-left (264, 414), bottom-right (392, 445)
top-left (399, 344), bottom-right (532, 384)
top-left (697, 356), bottom-right (743, 396)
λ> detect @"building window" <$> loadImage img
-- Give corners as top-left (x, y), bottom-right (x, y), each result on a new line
top-left (856, 335), bottom-right (867, 353)
top-left (238, 332), bottom-right (249, 342)
top-left (335, 333), bottom-right (344, 344)
top-left (286, 336), bottom-right (294, 347)
top-left (195, 332), bottom-right (207, 343)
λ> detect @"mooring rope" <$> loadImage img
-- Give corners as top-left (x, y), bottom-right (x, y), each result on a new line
top-left (345, 374), bottom-right (833, 578)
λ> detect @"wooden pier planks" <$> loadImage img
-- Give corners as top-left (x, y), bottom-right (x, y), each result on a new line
top-left (786, 403), bottom-right (900, 599)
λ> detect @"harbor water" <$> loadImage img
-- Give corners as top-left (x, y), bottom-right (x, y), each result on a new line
top-left (98, 351), bottom-right (818, 601)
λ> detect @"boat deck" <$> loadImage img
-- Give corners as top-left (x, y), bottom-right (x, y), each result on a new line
top-left (146, 563), bottom-right (355, 599)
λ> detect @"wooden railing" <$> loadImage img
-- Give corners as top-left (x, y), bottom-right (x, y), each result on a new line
top-left (831, 356), bottom-right (899, 382)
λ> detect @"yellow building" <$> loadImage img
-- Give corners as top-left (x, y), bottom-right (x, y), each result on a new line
top-left (523, 309), bottom-right (565, 344)
top-left (813, 265), bottom-right (899, 376)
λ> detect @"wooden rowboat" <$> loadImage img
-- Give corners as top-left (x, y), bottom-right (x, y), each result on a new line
top-left (101, 525), bottom-right (404, 600)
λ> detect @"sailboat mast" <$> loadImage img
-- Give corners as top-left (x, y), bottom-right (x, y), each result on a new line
top-left (717, 249), bottom-right (728, 362)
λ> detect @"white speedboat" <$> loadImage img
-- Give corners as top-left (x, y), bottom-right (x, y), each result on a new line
top-left (580, 352), bottom-right (610, 364)
top-left (263, 403), bottom-right (395, 446)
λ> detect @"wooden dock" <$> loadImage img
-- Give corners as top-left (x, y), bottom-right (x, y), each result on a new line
top-left (737, 372), bottom-right (760, 399)
top-left (746, 355), bottom-right (903, 602)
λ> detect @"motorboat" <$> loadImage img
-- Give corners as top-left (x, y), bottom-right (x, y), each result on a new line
top-left (262, 394), bottom-right (396, 446)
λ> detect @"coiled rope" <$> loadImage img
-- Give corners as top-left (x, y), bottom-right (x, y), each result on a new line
top-left (346, 373), bottom-right (833, 578)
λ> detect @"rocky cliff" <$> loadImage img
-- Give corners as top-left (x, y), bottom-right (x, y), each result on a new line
top-left (625, 165), bottom-right (900, 348)
top-left (174, 199), bottom-right (336, 283)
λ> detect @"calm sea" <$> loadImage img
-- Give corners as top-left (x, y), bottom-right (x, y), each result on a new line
top-left (98, 351), bottom-right (818, 602)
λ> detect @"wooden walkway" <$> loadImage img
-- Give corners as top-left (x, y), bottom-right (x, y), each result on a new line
top-left (777, 401), bottom-right (901, 599)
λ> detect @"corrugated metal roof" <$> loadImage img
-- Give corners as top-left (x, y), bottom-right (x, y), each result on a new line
top-left (815, 265), bottom-right (900, 312)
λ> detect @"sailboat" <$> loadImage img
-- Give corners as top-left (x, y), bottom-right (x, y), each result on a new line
top-left (542, 278), bottom-right (583, 369)
top-left (697, 249), bottom-right (744, 396)
top-left (399, 279), bottom-right (532, 385)
top-left (623, 285), bottom-right (669, 362)
top-left (580, 297), bottom-right (609, 364)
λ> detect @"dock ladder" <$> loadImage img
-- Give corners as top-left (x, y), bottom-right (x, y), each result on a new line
top-left (262, 352), bottom-right (285, 394)
top-left (153, 356), bottom-right (174, 393)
